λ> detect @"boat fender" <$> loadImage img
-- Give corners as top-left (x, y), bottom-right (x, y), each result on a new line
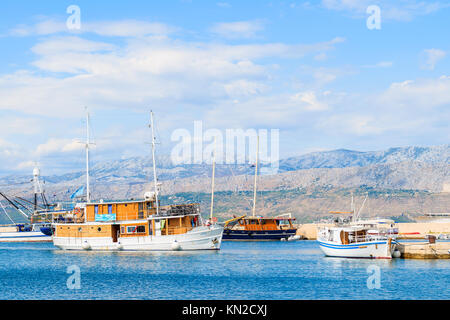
top-left (81, 241), bottom-right (91, 250)
top-left (392, 249), bottom-right (401, 258)
top-left (116, 242), bottom-right (123, 250)
top-left (171, 240), bottom-right (181, 251)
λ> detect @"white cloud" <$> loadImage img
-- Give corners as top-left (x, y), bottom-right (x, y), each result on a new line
top-left (290, 91), bottom-right (329, 111)
top-left (16, 160), bottom-right (38, 170)
top-left (210, 20), bottom-right (265, 39)
top-left (362, 61), bottom-right (393, 68)
top-left (380, 75), bottom-right (450, 109)
top-left (216, 2), bottom-right (231, 8)
top-left (0, 138), bottom-right (21, 162)
top-left (0, 117), bottom-right (42, 135)
top-left (316, 75), bottom-right (450, 138)
top-left (319, 114), bottom-right (387, 135)
top-left (0, 35), bottom-right (344, 119)
top-left (9, 19), bottom-right (175, 37)
top-left (322, 0), bottom-right (449, 21)
top-left (35, 138), bottom-right (84, 156)
top-left (421, 49), bottom-right (446, 70)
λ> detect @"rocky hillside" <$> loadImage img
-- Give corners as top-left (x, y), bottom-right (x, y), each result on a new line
top-left (1, 145), bottom-right (449, 223)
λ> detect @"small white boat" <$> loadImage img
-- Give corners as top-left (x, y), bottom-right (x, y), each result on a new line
top-left (317, 193), bottom-right (397, 259)
top-left (318, 225), bottom-right (394, 259)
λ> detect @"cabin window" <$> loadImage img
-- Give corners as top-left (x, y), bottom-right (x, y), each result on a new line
top-left (126, 225), bottom-right (145, 234)
top-left (121, 227), bottom-right (125, 234)
top-left (108, 204), bottom-right (113, 214)
top-left (138, 203), bottom-right (144, 219)
top-left (94, 205), bottom-right (98, 214)
top-left (97, 227), bottom-right (102, 232)
top-left (250, 220), bottom-right (257, 225)
top-left (146, 202), bottom-right (152, 211)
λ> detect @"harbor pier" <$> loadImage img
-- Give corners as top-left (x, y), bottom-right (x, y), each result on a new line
top-left (395, 241), bottom-right (450, 259)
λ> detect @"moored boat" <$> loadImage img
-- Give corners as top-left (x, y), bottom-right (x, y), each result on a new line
top-left (222, 135), bottom-right (298, 241)
top-left (0, 224), bottom-right (52, 242)
top-left (52, 197), bottom-right (223, 251)
top-left (223, 214), bottom-right (297, 241)
top-left (0, 168), bottom-right (56, 242)
top-left (317, 225), bottom-right (394, 259)
top-left (52, 110), bottom-right (223, 251)
top-left (317, 194), bottom-right (398, 259)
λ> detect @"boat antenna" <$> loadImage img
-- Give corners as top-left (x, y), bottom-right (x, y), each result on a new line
top-left (150, 111), bottom-right (160, 216)
top-left (210, 136), bottom-right (216, 220)
top-left (355, 193), bottom-right (368, 222)
top-left (252, 135), bottom-right (259, 217)
top-left (351, 191), bottom-right (354, 218)
top-left (85, 108), bottom-right (92, 203)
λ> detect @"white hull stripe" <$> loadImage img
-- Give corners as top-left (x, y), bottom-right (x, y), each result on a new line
top-left (0, 235), bottom-right (50, 239)
top-left (318, 240), bottom-right (387, 249)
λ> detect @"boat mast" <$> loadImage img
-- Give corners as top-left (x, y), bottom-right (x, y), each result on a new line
top-left (85, 108), bottom-right (91, 203)
top-left (33, 167), bottom-right (41, 212)
top-left (252, 135), bottom-right (259, 217)
top-left (150, 111), bottom-right (160, 216)
top-left (210, 136), bottom-right (216, 220)
top-left (351, 191), bottom-right (354, 220)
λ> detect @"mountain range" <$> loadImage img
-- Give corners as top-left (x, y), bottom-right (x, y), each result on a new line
top-left (1, 144), bottom-right (448, 197)
top-left (1, 144), bottom-right (448, 222)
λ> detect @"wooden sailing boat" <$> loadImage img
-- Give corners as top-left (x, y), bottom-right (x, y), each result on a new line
top-left (222, 136), bottom-right (298, 241)
top-left (52, 111), bottom-right (223, 251)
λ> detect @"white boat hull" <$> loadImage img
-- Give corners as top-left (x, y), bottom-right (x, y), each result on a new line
top-left (318, 239), bottom-right (393, 259)
top-left (0, 231), bottom-right (52, 242)
top-left (53, 225), bottom-right (223, 251)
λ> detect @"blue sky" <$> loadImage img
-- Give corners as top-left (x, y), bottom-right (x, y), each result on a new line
top-left (0, 0), bottom-right (449, 175)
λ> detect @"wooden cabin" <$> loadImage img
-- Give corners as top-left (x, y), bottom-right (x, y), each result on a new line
top-left (53, 200), bottom-right (201, 239)
top-left (227, 216), bottom-right (295, 231)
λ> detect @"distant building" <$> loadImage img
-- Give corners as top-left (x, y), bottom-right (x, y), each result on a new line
top-left (416, 212), bottom-right (450, 223)
top-left (442, 183), bottom-right (450, 193)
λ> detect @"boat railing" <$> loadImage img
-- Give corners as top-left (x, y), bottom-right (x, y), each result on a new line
top-left (349, 235), bottom-right (389, 243)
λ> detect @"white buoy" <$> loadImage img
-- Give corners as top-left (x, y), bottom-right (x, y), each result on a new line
top-left (288, 235), bottom-right (301, 241)
top-left (171, 240), bottom-right (181, 251)
top-left (116, 242), bottom-right (123, 250)
top-left (392, 249), bottom-right (401, 258)
top-left (82, 241), bottom-right (91, 250)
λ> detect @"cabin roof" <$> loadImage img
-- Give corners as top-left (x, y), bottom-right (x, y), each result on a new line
top-left (86, 199), bottom-right (152, 205)
top-left (245, 216), bottom-right (295, 220)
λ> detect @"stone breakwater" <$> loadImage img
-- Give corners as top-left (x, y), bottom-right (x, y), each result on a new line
top-left (396, 242), bottom-right (450, 259)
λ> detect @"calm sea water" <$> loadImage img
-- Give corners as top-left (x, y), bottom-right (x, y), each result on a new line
top-left (0, 241), bottom-right (448, 300)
